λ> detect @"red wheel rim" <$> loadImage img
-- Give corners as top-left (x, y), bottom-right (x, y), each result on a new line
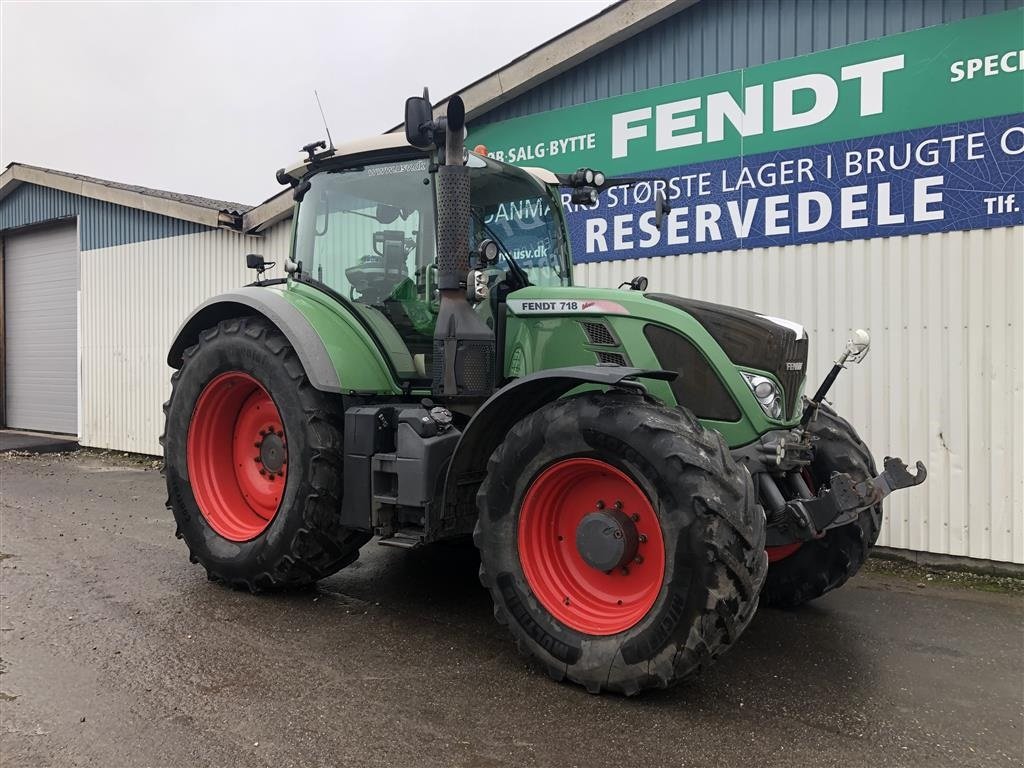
top-left (186, 372), bottom-right (287, 542)
top-left (517, 458), bottom-right (666, 636)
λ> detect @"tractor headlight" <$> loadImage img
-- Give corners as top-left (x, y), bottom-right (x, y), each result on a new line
top-left (742, 372), bottom-right (784, 420)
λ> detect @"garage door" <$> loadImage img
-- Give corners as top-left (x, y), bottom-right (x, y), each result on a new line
top-left (4, 222), bottom-right (79, 434)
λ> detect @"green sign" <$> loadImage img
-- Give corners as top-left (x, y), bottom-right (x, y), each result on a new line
top-left (469, 9), bottom-right (1024, 176)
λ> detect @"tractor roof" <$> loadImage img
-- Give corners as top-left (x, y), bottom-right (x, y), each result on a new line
top-left (277, 134), bottom-right (558, 186)
top-left (277, 133), bottom-right (414, 183)
top-left (245, 136), bottom-right (560, 234)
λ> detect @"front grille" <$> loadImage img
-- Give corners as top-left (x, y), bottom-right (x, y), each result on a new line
top-left (777, 335), bottom-right (809, 419)
top-left (596, 351), bottom-right (628, 366)
top-left (581, 321), bottom-right (616, 346)
top-left (643, 324), bottom-right (741, 421)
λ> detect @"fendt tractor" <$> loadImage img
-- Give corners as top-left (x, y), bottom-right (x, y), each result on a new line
top-left (163, 91), bottom-right (926, 695)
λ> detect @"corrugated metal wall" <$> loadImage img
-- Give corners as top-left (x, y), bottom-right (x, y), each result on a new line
top-left (575, 226), bottom-right (1024, 565)
top-left (0, 183), bottom-right (209, 250)
top-left (472, 0), bottom-right (1024, 128)
top-left (79, 224), bottom-right (290, 455)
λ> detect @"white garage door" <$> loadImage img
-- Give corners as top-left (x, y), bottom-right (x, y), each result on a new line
top-left (4, 222), bottom-right (79, 434)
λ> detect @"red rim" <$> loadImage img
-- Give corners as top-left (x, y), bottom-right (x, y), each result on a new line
top-left (517, 458), bottom-right (666, 636)
top-left (766, 467), bottom-right (817, 563)
top-left (186, 372), bottom-right (287, 542)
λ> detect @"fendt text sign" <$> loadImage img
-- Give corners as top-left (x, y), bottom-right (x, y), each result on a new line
top-left (470, 10), bottom-right (1024, 263)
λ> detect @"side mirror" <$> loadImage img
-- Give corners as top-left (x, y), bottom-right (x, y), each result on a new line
top-left (375, 204), bottom-right (400, 224)
top-left (655, 190), bottom-right (672, 230)
top-left (405, 91), bottom-right (435, 149)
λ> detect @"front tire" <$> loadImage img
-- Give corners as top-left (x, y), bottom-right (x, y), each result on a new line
top-left (475, 391), bottom-right (766, 695)
top-left (162, 317), bottom-right (369, 590)
top-left (762, 402), bottom-right (881, 608)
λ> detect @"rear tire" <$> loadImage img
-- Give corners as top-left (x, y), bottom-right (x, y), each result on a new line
top-left (162, 317), bottom-right (370, 590)
top-left (762, 402), bottom-right (881, 608)
top-left (474, 391), bottom-right (766, 695)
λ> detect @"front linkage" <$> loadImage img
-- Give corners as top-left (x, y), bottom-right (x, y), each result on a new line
top-left (734, 329), bottom-right (926, 547)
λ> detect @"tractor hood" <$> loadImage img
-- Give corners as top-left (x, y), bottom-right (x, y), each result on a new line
top-left (504, 285), bottom-right (809, 428)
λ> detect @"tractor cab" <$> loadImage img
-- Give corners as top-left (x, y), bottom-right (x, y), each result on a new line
top-left (289, 148), bottom-right (571, 378)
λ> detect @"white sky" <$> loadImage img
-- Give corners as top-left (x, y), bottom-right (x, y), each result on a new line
top-left (1, 1), bottom-right (611, 206)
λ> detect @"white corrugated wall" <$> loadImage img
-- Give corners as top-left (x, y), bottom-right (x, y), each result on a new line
top-left (576, 227), bottom-right (1024, 565)
top-left (79, 224), bottom-right (291, 456)
top-left (80, 221), bottom-right (1022, 564)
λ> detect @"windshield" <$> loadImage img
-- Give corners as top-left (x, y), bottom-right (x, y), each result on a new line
top-left (293, 159), bottom-right (435, 307)
top-left (467, 154), bottom-right (571, 287)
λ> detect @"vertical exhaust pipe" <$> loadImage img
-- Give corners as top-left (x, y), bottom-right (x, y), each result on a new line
top-left (432, 95), bottom-right (494, 398)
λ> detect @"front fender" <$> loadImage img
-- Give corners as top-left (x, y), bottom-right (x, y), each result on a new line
top-left (441, 366), bottom-right (675, 516)
top-left (167, 286), bottom-right (400, 395)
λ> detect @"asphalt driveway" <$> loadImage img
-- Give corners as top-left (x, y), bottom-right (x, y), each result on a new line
top-left (1, 450), bottom-right (1021, 768)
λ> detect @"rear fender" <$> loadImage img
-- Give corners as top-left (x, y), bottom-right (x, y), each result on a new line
top-left (167, 286), bottom-right (399, 394)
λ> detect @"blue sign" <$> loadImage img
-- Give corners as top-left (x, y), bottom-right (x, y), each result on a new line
top-left (562, 114), bottom-right (1024, 263)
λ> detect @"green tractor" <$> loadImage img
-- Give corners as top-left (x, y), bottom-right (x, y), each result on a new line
top-left (163, 92), bottom-right (925, 695)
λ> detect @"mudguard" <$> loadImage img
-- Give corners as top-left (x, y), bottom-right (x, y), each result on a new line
top-left (167, 287), bottom-right (343, 392)
top-left (441, 366), bottom-right (676, 518)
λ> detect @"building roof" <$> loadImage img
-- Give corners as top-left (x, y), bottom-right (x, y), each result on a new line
top-left (0, 162), bottom-right (251, 229)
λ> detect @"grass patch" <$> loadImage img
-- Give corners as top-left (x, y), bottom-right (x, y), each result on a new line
top-left (865, 556), bottom-right (1024, 595)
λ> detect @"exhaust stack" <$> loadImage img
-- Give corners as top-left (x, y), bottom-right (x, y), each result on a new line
top-left (429, 95), bottom-right (495, 398)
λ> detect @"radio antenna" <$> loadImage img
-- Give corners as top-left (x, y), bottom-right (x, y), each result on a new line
top-left (314, 89), bottom-right (334, 151)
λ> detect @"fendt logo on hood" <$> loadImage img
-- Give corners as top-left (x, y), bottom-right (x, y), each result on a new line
top-left (507, 299), bottom-right (630, 316)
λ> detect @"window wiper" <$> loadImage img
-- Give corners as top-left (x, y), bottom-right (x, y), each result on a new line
top-left (471, 210), bottom-right (531, 287)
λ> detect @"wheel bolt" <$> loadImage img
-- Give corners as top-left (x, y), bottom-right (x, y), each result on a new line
top-left (620, 566), bottom-right (630, 575)
top-left (639, 534), bottom-right (647, 544)
top-left (564, 597), bottom-right (571, 606)
top-left (613, 500), bottom-right (623, 511)
top-left (634, 555), bottom-right (644, 565)
top-left (254, 457), bottom-right (261, 463)
top-left (595, 500), bottom-right (605, 510)
top-left (631, 513), bottom-right (640, 522)
top-left (276, 430), bottom-right (284, 438)
top-left (254, 442), bottom-right (261, 448)
top-left (259, 468), bottom-right (267, 476)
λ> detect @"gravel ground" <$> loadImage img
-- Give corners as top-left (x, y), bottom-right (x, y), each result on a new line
top-left (1, 450), bottom-right (1022, 768)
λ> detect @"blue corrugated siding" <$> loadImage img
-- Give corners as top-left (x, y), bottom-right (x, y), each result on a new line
top-left (471, 0), bottom-right (1024, 127)
top-left (0, 183), bottom-right (211, 250)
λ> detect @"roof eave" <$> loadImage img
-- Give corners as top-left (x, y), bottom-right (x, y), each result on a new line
top-left (243, 191), bottom-right (293, 233)
top-left (0, 163), bottom-right (242, 230)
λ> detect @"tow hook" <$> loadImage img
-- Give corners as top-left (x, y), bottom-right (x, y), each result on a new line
top-left (779, 457), bottom-right (927, 540)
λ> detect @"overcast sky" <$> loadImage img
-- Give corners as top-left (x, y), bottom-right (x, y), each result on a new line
top-left (1, 1), bottom-right (611, 206)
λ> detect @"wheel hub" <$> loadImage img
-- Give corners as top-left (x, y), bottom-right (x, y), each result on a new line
top-left (575, 506), bottom-right (638, 572)
top-left (517, 458), bottom-right (666, 636)
top-left (186, 371), bottom-right (288, 542)
top-left (258, 430), bottom-right (286, 475)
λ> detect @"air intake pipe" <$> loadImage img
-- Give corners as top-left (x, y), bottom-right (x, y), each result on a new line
top-left (431, 95), bottom-right (495, 398)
